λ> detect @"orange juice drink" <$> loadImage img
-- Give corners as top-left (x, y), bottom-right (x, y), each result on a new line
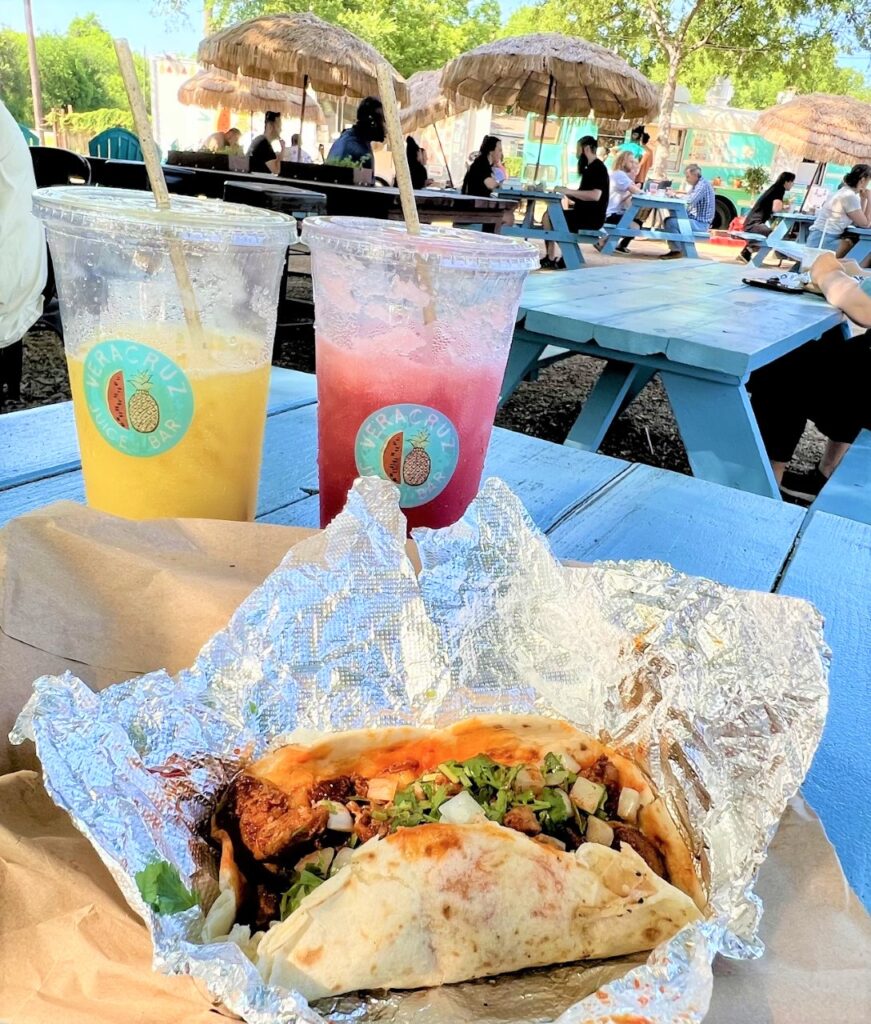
top-left (67, 330), bottom-right (270, 520)
top-left (32, 187), bottom-right (296, 520)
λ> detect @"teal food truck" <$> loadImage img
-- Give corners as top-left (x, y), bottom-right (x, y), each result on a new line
top-left (521, 103), bottom-right (848, 229)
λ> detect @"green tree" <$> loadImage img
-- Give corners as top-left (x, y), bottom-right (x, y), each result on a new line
top-left (0, 15), bottom-right (150, 122)
top-left (502, 0), bottom-right (870, 175)
top-left (194, 0), bottom-right (501, 78)
top-left (0, 30), bottom-right (31, 123)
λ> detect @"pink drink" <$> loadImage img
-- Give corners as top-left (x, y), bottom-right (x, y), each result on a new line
top-left (317, 335), bottom-right (504, 529)
top-left (302, 217), bottom-right (538, 529)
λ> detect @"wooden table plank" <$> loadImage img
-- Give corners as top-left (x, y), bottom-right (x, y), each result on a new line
top-left (777, 510), bottom-right (871, 907)
top-left (545, 462), bottom-right (806, 590)
top-left (0, 369), bottom-right (317, 493)
top-left (811, 430), bottom-right (871, 525)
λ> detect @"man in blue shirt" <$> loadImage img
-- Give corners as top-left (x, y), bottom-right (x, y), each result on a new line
top-left (660, 163), bottom-right (715, 259)
top-left (327, 97), bottom-right (386, 169)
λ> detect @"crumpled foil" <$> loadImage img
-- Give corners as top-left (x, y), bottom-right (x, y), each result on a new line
top-left (12, 476), bottom-right (829, 1024)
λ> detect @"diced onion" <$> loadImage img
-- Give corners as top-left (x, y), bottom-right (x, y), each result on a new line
top-left (544, 770), bottom-right (568, 786)
top-left (514, 766), bottom-right (545, 793)
top-left (617, 787), bottom-right (642, 823)
top-left (585, 817), bottom-right (615, 847)
top-left (367, 777), bottom-right (399, 803)
top-left (570, 776), bottom-right (606, 814)
top-left (438, 790), bottom-right (487, 825)
top-left (639, 789), bottom-right (655, 807)
top-left (319, 801), bottom-right (353, 832)
top-left (330, 847), bottom-right (354, 876)
top-left (295, 848), bottom-right (334, 874)
top-left (556, 788), bottom-right (573, 817)
top-left (560, 752), bottom-right (581, 773)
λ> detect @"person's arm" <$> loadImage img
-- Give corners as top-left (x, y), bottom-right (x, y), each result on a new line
top-left (561, 186), bottom-right (602, 202)
top-left (846, 190), bottom-right (871, 227)
top-left (482, 174), bottom-right (498, 191)
top-left (772, 199), bottom-right (784, 213)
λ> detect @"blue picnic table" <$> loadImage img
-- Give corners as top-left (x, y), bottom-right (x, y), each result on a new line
top-left (751, 211), bottom-right (815, 266)
top-left (498, 188), bottom-right (596, 269)
top-left (504, 261), bottom-right (846, 499)
top-left (1, 364), bottom-right (870, 914)
top-left (600, 193), bottom-right (708, 258)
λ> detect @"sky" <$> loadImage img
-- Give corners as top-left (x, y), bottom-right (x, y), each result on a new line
top-left (1, 1), bottom-right (526, 57)
top-left (2, 0), bottom-right (868, 77)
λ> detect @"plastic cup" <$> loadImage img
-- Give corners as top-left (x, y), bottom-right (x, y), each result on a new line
top-left (301, 216), bottom-right (538, 529)
top-left (33, 187), bottom-right (296, 521)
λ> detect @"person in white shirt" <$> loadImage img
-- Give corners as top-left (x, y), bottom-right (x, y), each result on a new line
top-left (286, 134), bottom-right (313, 164)
top-left (0, 99), bottom-right (47, 401)
top-left (597, 150), bottom-right (642, 253)
top-left (808, 164), bottom-right (871, 261)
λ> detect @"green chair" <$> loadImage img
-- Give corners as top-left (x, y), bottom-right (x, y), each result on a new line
top-left (88, 127), bottom-right (143, 161)
top-left (17, 122), bottom-right (38, 146)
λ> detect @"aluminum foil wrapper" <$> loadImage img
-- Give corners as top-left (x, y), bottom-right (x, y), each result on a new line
top-left (12, 477), bottom-right (829, 1024)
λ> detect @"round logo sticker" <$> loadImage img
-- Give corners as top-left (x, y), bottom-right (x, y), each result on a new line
top-left (82, 340), bottom-right (194, 458)
top-left (355, 404), bottom-right (460, 508)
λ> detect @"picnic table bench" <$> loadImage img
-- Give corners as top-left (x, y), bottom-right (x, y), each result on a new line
top-left (751, 211), bottom-right (815, 266)
top-left (601, 193), bottom-right (709, 258)
top-left (498, 188), bottom-right (602, 269)
top-left (504, 261), bottom-right (846, 499)
top-left (811, 428), bottom-right (871, 525)
top-left (1, 365), bottom-right (870, 916)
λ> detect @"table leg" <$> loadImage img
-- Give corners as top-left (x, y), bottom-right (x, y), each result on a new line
top-left (564, 362), bottom-right (656, 450)
top-left (753, 219), bottom-right (787, 267)
top-left (600, 203), bottom-right (636, 255)
top-left (547, 202), bottom-right (583, 269)
top-left (499, 332), bottom-right (548, 405)
top-left (659, 372), bottom-right (780, 498)
top-left (672, 206), bottom-right (698, 258)
top-left (846, 238), bottom-right (871, 265)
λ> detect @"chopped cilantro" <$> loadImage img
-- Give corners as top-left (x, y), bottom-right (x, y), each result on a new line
top-left (280, 866), bottom-right (327, 919)
top-left (135, 860), bottom-right (198, 915)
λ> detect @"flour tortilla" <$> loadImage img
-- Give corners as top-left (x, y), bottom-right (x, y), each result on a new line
top-left (249, 714), bottom-right (705, 907)
top-left (256, 822), bottom-right (702, 1001)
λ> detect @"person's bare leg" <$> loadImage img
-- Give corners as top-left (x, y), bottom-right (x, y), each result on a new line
top-left (836, 238), bottom-right (855, 259)
top-left (542, 211), bottom-right (556, 259)
top-left (770, 460), bottom-right (787, 485)
top-left (819, 439), bottom-right (850, 477)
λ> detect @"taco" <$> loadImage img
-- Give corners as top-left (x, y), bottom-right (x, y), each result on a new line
top-left (209, 715), bottom-right (705, 1001)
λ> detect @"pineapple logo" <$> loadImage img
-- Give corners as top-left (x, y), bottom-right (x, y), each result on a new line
top-left (127, 372), bottom-right (160, 433)
top-left (402, 431), bottom-right (432, 486)
top-left (355, 403), bottom-right (460, 509)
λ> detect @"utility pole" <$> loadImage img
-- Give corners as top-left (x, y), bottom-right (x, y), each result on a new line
top-left (23, 0), bottom-right (45, 142)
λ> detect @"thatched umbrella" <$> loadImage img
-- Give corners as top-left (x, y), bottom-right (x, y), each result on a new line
top-left (756, 93), bottom-right (871, 165)
top-left (399, 69), bottom-right (476, 186)
top-left (441, 33), bottom-right (659, 179)
top-left (178, 69), bottom-right (325, 123)
top-left (198, 12), bottom-right (407, 139)
top-left (400, 69), bottom-right (474, 133)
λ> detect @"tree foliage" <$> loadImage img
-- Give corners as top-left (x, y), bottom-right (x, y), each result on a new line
top-left (208, 0), bottom-right (501, 78)
top-left (502, 0), bottom-right (870, 109)
top-left (1, 14), bottom-right (149, 127)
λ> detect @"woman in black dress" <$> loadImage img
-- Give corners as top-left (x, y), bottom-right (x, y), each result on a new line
top-left (462, 136), bottom-right (514, 225)
top-left (740, 171), bottom-right (795, 261)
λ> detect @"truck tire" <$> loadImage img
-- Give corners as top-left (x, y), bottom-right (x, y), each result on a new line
top-left (713, 196), bottom-right (737, 230)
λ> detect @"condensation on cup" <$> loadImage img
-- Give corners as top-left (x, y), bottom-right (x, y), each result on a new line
top-left (32, 187), bottom-right (296, 521)
top-left (302, 216), bottom-right (538, 530)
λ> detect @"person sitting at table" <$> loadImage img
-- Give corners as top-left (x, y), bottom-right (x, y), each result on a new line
top-left (203, 127), bottom-right (242, 154)
top-left (806, 164), bottom-right (871, 263)
top-left (747, 250), bottom-right (871, 501)
top-left (540, 135), bottom-right (609, 270)
top-left (659, 163), bottom-right (715, 260)
top-left (739, 171), bottom-right (796, 262)
top-left (396, 136), bottom-right (432, 190)
top-left (286, 134), bottom-right (313, 163)
top-left (462, 136), bottom-right (514, 226)
top-left (618, 126), bottom-right (646, 161)
top-left (598, 150), bottom-right (643, 254)
top-left (248, 111), bottom-right (287, 174)
top-left (327, 97), bottom-right (385, 169)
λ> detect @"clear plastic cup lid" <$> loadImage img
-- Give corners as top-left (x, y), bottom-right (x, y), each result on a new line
top-left (301, 216), bottom-right (539, 272)
top-left (32, 187), bottom-right (297, 247)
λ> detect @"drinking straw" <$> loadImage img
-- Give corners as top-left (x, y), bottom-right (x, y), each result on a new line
top-left (114, 38), bottom-right (204, 340)
top-left (376, 63), bottom-right (436, 325)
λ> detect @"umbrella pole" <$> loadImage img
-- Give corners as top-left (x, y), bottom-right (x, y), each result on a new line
top-left (432, 122), bottom-right (454, 188)
top-left (299, 74), bottom-right (309, 150)
top-left (532, 74), bottom-right (554, 184)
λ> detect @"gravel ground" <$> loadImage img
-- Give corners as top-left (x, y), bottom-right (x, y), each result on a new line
top-left (3, 243), bottom-right (825, 478)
